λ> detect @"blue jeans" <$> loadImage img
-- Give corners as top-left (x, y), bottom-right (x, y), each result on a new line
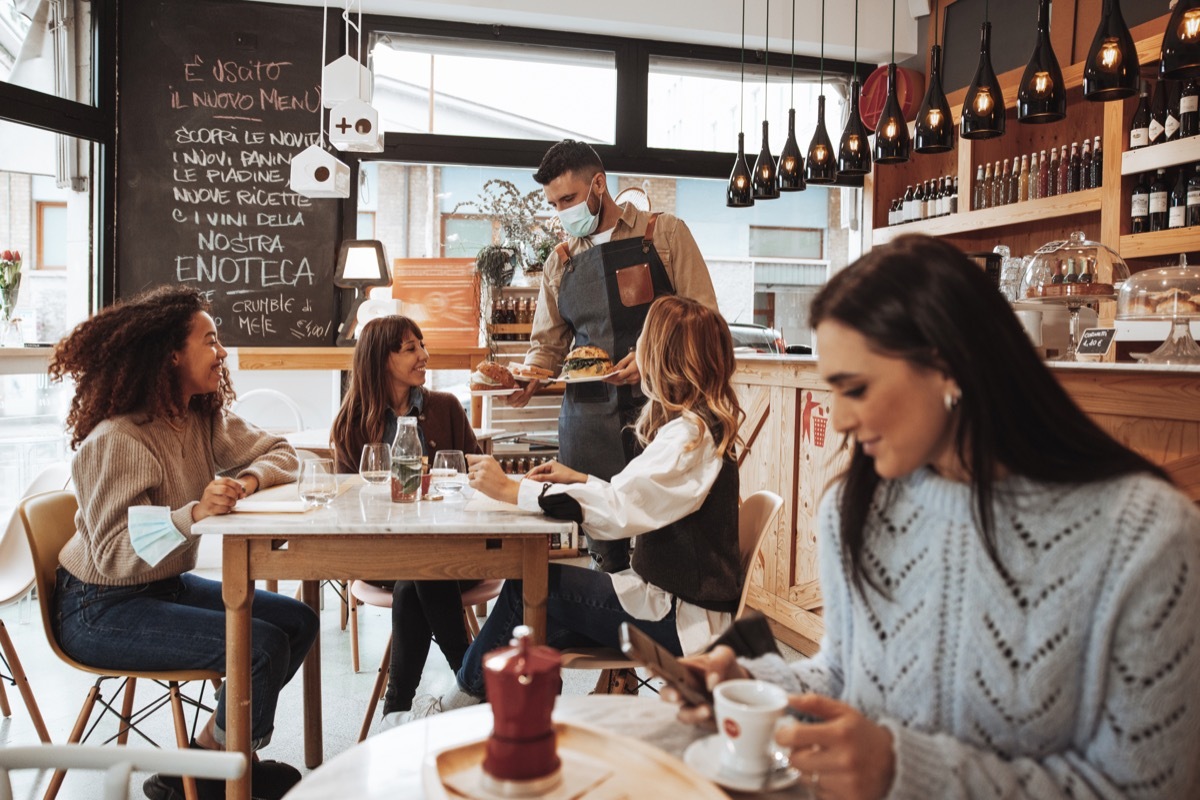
top-left (456, 564), bottom-right (680, 697)
top-left (53, 568), bottom-right (319, 747)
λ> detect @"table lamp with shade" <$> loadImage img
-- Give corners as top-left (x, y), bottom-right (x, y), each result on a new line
top-left (335, 239), bottom-right (392, 346)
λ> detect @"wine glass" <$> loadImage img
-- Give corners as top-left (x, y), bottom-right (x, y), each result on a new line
top-left (359, 443), bottom-right (392, 486)
top-left (430, 450), bottom-right (467, 496)
top-left (299, 458), bottom-right (337, 508)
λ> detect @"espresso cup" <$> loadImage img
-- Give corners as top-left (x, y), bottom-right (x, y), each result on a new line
top-left (713, 679), bottom-right (788, 776)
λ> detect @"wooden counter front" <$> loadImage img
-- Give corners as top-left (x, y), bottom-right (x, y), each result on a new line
top-left (733, 356), bottom-right (1200, 656)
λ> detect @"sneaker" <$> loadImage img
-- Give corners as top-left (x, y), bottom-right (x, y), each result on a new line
top-left (249, 758), bottom-right (302, 800)
top-left (143, 774), bottom-right (224, 800)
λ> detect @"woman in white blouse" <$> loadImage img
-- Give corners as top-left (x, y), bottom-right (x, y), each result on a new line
top-left (391, 294), bottom-right (745, 723)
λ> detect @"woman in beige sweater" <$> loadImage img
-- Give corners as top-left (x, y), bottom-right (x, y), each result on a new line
top-left (49, 286), bottom-right (318, 800)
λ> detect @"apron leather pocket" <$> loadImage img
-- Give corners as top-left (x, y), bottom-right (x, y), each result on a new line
top-left (615, 263), bottom-right (654, 307)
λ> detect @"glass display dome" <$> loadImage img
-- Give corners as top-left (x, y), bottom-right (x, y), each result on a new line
top-left (1116, 257), bottom-right (1200, 364)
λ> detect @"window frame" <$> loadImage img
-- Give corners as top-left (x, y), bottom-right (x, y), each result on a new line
top-left (35, 200), bottom-right (67, 270)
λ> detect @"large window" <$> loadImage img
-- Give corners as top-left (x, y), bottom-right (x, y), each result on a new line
top-left (0, 0), bottom-right (94, 106)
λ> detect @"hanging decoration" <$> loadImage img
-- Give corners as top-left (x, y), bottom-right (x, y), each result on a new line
top-left (838, 0), bottom-right (872, 176)
top-left (960, 0), bottom-right (1005, 139)
top-left (1017, 0), bottom-right (1066, 123)
top-left (914, 0), bottom-right (954, 153)
top-left (874, 0), bottom-right (911, 163)
top-left (777, 0), bottom-right (805, 191)
top-left (752, 0), bottom-right (780, 199)
top-left (728, 0), bottom-right (755, 207)
top-left (289, 0), bottom-right (352, 198)
top-left (1083, 0), bottom-right (1139, 100)
top-left (806, 0), bottom-right (837, 184)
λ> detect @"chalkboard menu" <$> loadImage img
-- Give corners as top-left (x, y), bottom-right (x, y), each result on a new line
top-left (117, 0), bottom-right (340, 346)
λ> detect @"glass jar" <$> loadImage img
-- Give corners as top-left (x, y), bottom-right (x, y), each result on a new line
top-left (1018, 231), bottom-right (1129, 301)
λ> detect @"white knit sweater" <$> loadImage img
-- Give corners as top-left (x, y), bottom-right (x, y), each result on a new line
top-left (746, 468), bottom-right (1200, 799)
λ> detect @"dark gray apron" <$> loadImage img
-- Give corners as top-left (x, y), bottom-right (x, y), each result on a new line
top-left (556, 215), bottom-right (675, 482)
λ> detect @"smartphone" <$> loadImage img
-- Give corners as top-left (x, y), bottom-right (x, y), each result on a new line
top-left (618, 621), bottom-right (713, 707)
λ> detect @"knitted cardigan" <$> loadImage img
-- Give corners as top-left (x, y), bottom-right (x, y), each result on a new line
top-left (746, 468), bottom-right (1200, 799)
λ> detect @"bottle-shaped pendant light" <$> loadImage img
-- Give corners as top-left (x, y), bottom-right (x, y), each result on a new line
top-left (874, 0), bottom-right (911, 164)
top-left (727, 0), bottom-right (754, 207)
top-left (752, 0), bottom-right (780, 200)
top-left (1160, 0), bottom-right (1200, 81)
top-left (961, 0), bottom-right (1005, 140)
top-left (806, 0), bottom-right (837, 184)
top-left (777, 0), bottom-right (805, 191)
top-left (915, 0), bottom-right (954, 154)
top-left (1017, 0), bottom-right (1066, 122)
top-left (838, 0), bottom-right (872, 176)
top-left (1083, 0), bottom-right (1139, 100)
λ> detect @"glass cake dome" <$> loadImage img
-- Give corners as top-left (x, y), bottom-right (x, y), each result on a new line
top-left (1018, 231), bottom-right (1130, 302)
top-left (1116, 256), bottom-right (1200, 364)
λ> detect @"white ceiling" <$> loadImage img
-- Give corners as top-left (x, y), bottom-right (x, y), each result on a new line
top-left (244, 0), bottom-right (922, 66)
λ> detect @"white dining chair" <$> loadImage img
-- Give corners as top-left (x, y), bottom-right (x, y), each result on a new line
top-left (0, 744), bottom-right (244, 800)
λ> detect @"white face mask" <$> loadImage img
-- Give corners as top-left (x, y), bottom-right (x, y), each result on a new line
top-left (556, 179), bottom-right (601, 238)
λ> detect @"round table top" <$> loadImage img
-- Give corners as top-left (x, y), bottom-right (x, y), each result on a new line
top-left (283, 695), bottom-right (812, 799)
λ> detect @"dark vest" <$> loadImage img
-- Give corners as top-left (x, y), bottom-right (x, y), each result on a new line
top-left (631, 457), bottom-right (741, 613)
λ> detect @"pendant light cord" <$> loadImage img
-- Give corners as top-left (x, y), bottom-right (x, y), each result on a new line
top-left (890, 0), bottom-right (896, 63)
top-left (320, 0), bottom-right (328, 145)
top-left (819, 0), bottom-right (825, 88)
top-left (789, 0), bottom-right (795, 105)
top-left (853, 0), bottom-right (859, 81)
top-left (739, 0), bottom-right (746, 134)
top-left (763, 0), bottom-right (769, 118)
top-left (934, 0), bottom-right (939, 48)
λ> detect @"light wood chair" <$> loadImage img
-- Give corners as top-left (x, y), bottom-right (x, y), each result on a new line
top-left (353, 578), bottom-right (504, 741)
top-left (558, 490), bottom-right (785, 695)
top-left (19, 491), bottom-right (223, 800)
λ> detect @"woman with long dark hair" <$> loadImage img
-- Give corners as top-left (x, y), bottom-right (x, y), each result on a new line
top-left (50, 285), bottom-right (318, 800)
top-left (329, 315), bottom-right (481, 726)
top-left (672, 235), bottom-right (1199, 799)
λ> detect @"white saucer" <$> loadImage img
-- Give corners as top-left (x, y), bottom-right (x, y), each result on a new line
top-left (682, 733), bottom-right (801, 793)
top-left (558, 373), bottom-right (614, 384)
top-left (469, 387), bottom-right (520, 396)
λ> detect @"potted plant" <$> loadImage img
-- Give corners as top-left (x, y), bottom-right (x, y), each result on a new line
top-left (455, 179), bottom-right (553, 277)
top-left (474, 244), bottom-right (518, 288)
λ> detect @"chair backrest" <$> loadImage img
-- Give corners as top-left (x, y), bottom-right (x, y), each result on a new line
top-left (0, 463), bottom-right (73, 606)
top-left (230, 388), bottom-right (305, 433)
top-left (0, 744), bottom-right (244, 800)
top-left (735, 490), bottom-right (784, 617)
top-left (17, 491), bottom-right (80, 665)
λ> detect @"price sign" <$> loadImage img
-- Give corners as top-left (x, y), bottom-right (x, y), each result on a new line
top-left (1076, 327), bottom-right (1116, 356)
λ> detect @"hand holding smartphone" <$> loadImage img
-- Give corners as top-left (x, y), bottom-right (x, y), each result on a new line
top-left (618, 621), bottom-right (712, 706)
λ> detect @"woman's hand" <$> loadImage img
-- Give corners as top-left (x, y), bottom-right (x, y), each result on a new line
top-left (659, 645), bottom-right (750, 727)
top-left (237, 474), bottom-right (259, 495)
top-left (466, 454), bottom-right (520, 505)
top-left (604, 350), bottom-right (641, 387)
top-left (525, 460), bottom-right (588, 485)
top-left (776, 694), bottom-right (895, 800)
top-left (192, 477), bottom-right (248, 522)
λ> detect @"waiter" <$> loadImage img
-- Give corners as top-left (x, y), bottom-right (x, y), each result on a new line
top-left (510, 140), bottom-right (718, 573)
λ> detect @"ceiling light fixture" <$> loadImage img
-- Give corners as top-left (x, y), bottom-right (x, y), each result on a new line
top-left (777, 0), bottom-right (805, 191)
top-left (727, 0), bottom-right (755, 207)
top-left (960, 0), bottom-right (1006, 139)
top-left (805, 0), bottom-right (837, 184)
top-left (914, 0), bottom-right (954, 153)
top-left (874, 0), bottom-right (911, 163)
top-left (1160, 0), bottom-right (1200, 80)
top-left (1017, 0), bottom-right (1066, 122)
top-left (752, 0), bottom-right (780, 199)
top-left (838, 0), bottom-right (872, 176)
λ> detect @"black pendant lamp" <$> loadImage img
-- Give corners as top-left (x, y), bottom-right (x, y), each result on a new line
top-left (960, 0), bottom-right (1005, 139)
top-left (777, 0), bottom-right (805, 191)
top-left (838, 0), bottom-right (872, 176)
top-left (914, 0), bottom-right (954, 153)
top-left (1083, 0), bottom-right (1139, 100)
top-left (728, 0), bottom-right (754, 207)
top-left (1017, 0), bottom-right (1066, 122)
top-left (1160, 0), bottom-right (1200, 80)
top-left (752, 0), bottom-right (780, 200)
top-left (806, 0), bottom-right (837, 184)
top-left (874, 0), bottom-right (911, 163)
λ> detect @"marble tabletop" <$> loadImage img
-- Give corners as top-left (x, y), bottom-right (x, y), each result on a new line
top-left (283, 695), bottom-right (814, 800)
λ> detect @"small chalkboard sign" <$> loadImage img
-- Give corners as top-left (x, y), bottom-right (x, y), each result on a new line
top-left (1076, 328), bottom-right (1116, 356)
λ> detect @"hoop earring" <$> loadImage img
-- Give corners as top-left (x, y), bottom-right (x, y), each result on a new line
top-left (943, 391), bottom-right (960, 412)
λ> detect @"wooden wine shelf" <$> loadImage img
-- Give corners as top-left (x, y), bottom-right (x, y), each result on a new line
top-left (872, 188), bottom-right (1102, 246)
top-left (1119, 228), bottom-right (1200, 260)
top-left (488, 324), bottom-right (533, 336)
top-left (1121, 136), bottom-right (1200, 176)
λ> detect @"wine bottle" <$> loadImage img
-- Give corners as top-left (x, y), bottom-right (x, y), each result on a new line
top-left (1166, 80), bottom-right (1182, 142)
top-left (992, 160), bottom-right (1005, 208)
top-left (999, 158), bottom-right (1011, 206)
top-left (1067, 142), bottom-right (1080, 193)
top-left (914, 181), bottom-right (926, 221)
top-left (1169, 168), bottom-right (1188, 229)
top-left (1056, 145), bottom-right (1069, 196)
top-left (1131, 173), bottom-right (1149, 234)
top-left (1091, 136), bottom-right (1103, 188)
top-left (1080, 140), bottom-right (1092, 190)
top-left (1046, 148), bottom-right (1058, 197)
top-left (1018, 154), bottom-right (1030, 202)
top-left (973, 165), bottom-right (985, 211)
top-left (950, 177), bottom-right (959, 215)
top-left (1038, 149), bottom-right (1049, 198)
top-left (1149, 168), bottom-right (1170, 232)
top-left (1008, 159), bottom-right (1019, 205)
top-left (1150, 80), bottom-right (1167, 145)
top-left (982, 163), bottom-right (993, 209)
top-left (1130, 82), bottom-right (1151, 149)
top-left (1029, 151), bottom-right (1040, 200)
top-left (902, 184), bottom-right (914, 223)
top-left (1182, 79), bottom-right (1199, 138)
top-left (925, 179), bottom-right (935, 219)
top-left (1187, 165), bottom-right (1200, 227)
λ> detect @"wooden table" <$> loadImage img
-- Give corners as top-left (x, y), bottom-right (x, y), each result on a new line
top-left (193, 480), bottom-right (575, 800)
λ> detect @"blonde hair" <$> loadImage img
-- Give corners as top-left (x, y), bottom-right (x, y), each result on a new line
top-left (634, 295), bottom-right (744, 459)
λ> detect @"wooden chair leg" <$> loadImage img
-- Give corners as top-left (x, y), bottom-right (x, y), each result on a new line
top-left (339, 580), bottom-right (349, 631)
top-left (44, 684), bottom-right (100, 800)
top-left (349, 593), bottom-right (360, 673)
top-left (265, 580), bottom-right (278, 593)
top-left (474, 601), bottom-right (488, 619)
top-left (462, 607), bottom-right (481, 640)
top-left (592, 668), bottom-right (640, 696)
top-left (358, 635), bottom-right (392, 743)
top-left (0, 623), bottom-right (51, 743)
top-left (168, 682), bottom-right (200, 800)
top-left (116, 677), bottom-right (137, 746)
top-left (0, 655), bottom-right (11, 718)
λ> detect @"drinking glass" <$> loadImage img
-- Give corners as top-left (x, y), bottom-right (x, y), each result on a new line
top-left (359, 443), bottom-right (392, 485)
top-left (430, 450), bottom-right (467, 496)
top-left (299, 458), bottom-right (337, 508)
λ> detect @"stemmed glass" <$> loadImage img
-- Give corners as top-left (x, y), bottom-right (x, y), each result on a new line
top-left (299, 458), bottom-right (337, 508)
top-left (430, 450), bottom-right (467, 496)
top-left (359, 443), bottom-right (392, 486)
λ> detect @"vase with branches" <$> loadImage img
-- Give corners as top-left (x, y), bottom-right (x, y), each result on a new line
top-left (454, 179), bottom-right (559, 278)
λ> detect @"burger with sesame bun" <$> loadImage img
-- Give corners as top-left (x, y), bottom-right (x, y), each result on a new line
top-left (470, 360), bottom-right (517, 391)
top-left (562, 345), bottom-right (613, 379)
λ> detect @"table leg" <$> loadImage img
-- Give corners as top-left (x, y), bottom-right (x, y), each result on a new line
top-left (223, 539), bottom-right (253, 800)
top-left (301, 579), bottom-right (323, 769)
top-left (522, 538), bottom-right (548, 645)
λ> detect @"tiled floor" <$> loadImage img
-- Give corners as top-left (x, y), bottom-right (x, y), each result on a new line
top-left (0, 563), bottom-right (803, 799)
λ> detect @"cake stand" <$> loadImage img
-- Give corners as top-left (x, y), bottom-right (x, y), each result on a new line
top-left (1116, 260), bottom-right (1200, 365)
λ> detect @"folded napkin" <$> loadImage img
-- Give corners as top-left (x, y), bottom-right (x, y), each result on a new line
top-left (441, 749), bottom-right (615, 800)
top-left (232, 481), bottom-right (348, 513)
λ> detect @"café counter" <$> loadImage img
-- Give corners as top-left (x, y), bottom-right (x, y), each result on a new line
top-left (732, 354), bottom-right (1200, 655)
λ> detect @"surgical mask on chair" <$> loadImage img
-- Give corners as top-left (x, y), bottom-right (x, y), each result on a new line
top-left (128, 505), bottom-right (186, 567)
top-left (556, 181), bottom-right (601, 239)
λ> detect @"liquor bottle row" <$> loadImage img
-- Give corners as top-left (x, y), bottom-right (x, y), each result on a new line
top-left (490, 296), bottom-right (538, 340)
top-left (497, 455), bottom-right (554, 475)
top-left (1129, 78), bottom-right (1199, 149)
top-left (972, 137), bottom-right (1103, 211)
top-left (1129, 165), bottom-right (1200, 233)
top-left (886, 176), bottom-right (959, 226)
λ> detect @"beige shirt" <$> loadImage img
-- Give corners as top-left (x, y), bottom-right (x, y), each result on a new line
top-left (525, 205), bottom-right (718, 373)
top-left (59, 411), bottom-right (297, 586)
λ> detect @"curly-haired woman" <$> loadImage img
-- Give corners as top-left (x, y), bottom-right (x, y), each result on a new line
top-left (49, 285), bottom-right (318, 800)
